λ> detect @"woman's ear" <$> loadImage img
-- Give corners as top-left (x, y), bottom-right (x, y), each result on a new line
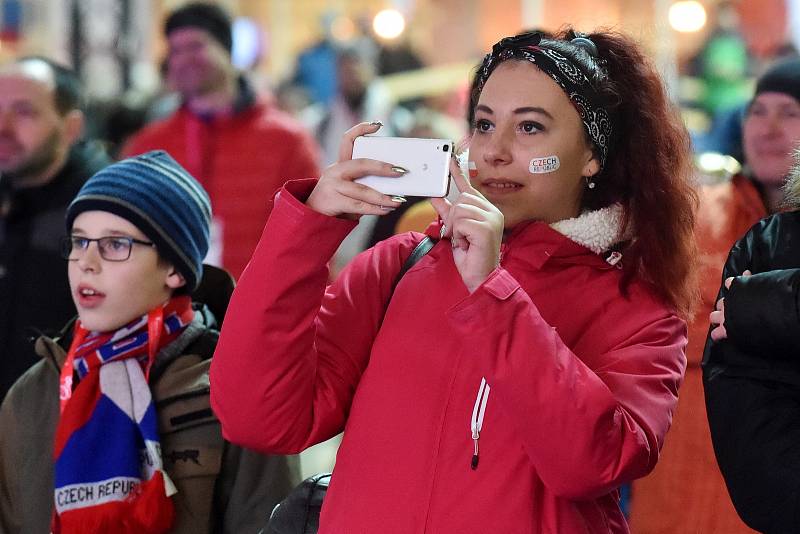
top-left (165, 267), bottom-right (187, 290)
top-left (582, 152), bottom-right (601, 179)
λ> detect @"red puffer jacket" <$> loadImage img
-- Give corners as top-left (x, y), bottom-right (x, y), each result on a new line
top-left (210, 179), bottom-right (687, 534)
top-left (122, 99), bottom-right (319, 279)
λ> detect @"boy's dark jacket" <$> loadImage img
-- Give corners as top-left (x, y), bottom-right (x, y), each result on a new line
top-left (0, 304), bottom-right (300, 534)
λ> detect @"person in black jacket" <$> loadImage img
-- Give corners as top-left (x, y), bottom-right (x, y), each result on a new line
top-left (0, 57), bottom-right (111, 400)
top-left (703, 148), bottom-right (800, 533)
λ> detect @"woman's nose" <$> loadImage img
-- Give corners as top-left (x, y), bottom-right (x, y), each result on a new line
top-left (482, 128), bottom-right (513, 165)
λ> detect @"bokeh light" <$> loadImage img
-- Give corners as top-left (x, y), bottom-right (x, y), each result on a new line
top-left (668, 1), bottom-right (707, 33)
top-left (373, 9), bottom-right (406, 40)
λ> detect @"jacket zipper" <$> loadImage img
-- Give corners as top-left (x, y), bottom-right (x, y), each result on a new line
top-left (470, 377), bottom-right (490, 470)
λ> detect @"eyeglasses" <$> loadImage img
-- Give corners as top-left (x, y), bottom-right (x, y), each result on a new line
top-left (60, 236), bottom-right (155, 262)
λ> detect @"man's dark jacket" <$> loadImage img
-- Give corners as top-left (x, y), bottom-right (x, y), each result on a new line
top-left (703, 210), bottom-right (800, 533)
top-left (0, 142), bottom-right (110, 400)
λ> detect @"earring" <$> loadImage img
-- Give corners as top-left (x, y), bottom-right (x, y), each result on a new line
top-left (586, 176), bottom-right (596, 189)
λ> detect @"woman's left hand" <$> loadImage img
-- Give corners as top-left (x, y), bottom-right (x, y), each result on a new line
top-left (710, 270), bottom-right (751, 341)
top-left (430, 158), bottom-right (504, 293)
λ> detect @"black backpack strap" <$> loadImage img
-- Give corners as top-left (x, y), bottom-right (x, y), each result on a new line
top-left (391, 235), bottom-right (437, 294)
top-left (262, 472), bottom-right (332, 534)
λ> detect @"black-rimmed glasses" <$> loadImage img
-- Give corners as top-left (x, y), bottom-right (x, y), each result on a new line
top-left (60, 236), bottom-right (155, 262)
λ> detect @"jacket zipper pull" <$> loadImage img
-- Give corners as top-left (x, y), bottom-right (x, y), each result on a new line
top-left (471, 429), bottom-right (480, 470)
top-left (470, 377), bottom-right (490, 471)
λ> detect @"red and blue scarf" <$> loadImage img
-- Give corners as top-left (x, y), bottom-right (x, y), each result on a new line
top-left (52, 296), bottom-right (194, 534)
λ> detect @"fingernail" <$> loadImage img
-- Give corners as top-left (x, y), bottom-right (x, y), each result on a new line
top-left (391, 166), bottom-right (409, 174)
top-left (370, 120), bottom-right (383, 127)
top-left (380, 205), bottom-right (395, 212)
top-left (390, 195), bottom-right (407, 203)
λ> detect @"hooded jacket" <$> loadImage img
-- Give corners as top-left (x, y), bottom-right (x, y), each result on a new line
top-left (703, 210), bottom-right (800, 533)
top-left (211, 179), bottom-right (688, 534)
top-left (0, 306), bottom-right (300, 534)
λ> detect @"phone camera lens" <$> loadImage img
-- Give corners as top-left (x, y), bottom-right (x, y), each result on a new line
top-left (443, 145), bottom-right (450, 152)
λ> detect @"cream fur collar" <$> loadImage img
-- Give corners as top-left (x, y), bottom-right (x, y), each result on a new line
top-left (549, 203), bottom-right (628, 254)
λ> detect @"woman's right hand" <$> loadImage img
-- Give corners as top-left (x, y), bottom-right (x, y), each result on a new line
top-left (306, 122), bottom-right (406, 219)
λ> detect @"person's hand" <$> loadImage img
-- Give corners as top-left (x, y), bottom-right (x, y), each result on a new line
top-left (430, 157), bottom-right (504, 293)
top-left (710, 270), bottom-right (751, 341)
top-left (306, 122), bottom-right (406, 219)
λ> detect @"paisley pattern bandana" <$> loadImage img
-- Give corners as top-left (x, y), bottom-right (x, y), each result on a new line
top-left (475, 32), bottom-right (613, 170)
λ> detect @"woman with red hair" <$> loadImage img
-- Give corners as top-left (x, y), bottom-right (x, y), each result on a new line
top-left (211, 28), bottom-right (698, 533)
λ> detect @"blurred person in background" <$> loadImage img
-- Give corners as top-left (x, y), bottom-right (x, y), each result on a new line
top-left (306, 45), bottom-right (397, 167)
top-left (291, 11), bottom-right (343, 108)
top-left (702, 149), bottom-right (800, 533)
top-left (304, 45), bottom-right (403, 277)
top-left (123, 2), bottom-right (320, 280)
top-left (692, 1), bottom-right (752, 118)
top-left (629, 56), bottom-right (800, 534)
top-left (0, 57), bottom-right (110, 401)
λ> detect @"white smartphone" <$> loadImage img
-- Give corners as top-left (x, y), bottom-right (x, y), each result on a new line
top-left (352, 136), bottom-right (453, 197)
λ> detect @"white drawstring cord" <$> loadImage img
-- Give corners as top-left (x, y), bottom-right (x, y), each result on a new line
top-left (470, 377), bottom-right (490, 470)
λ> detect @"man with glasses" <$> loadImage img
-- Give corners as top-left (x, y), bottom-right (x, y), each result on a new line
top-left (0, 57), bottom-right (110, 400)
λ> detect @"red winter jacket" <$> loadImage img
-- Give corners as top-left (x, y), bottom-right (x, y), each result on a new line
top-left (122, 99), bottom-right (319, 279)
top-left (210, 180), bottom-right (687, 534)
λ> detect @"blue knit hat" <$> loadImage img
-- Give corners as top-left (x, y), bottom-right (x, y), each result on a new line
top-left (66, 150), bottom-right (211, 291)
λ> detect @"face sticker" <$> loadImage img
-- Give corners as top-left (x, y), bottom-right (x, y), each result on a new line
top-left (468, 161), bottom-right (478, 179)
top-left (529, 155), bottom-right (560, 174)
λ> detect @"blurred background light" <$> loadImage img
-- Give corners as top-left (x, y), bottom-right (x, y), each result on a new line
top-left (372, 8), bottom-right (405, 40)
top-left (669, 1), bottom-right (708, 33)
top-left (232, 17), bottom-right (263, 70)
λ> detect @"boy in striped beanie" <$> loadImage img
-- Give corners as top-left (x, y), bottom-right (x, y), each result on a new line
top-left (0, 150), bottom-right (299, 534)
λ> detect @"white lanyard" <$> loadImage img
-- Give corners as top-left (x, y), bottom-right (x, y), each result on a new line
top-left (470, 377), bottom-right (490, 469)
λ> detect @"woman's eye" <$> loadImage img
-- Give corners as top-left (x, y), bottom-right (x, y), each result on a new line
top-left (474, 119), bottom-right (493, 133)
top-left (520, 122), bottom-right (543, 134)
top-left (71, 237), bottom-right (89, 249)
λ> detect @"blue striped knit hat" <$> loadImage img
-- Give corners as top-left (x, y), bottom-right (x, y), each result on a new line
top-left (66, 150), bottom-right (211, 291)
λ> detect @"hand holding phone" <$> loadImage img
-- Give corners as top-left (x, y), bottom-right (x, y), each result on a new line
top-left (306, 122), bottom-right (408, 219)
top-left (352, 136), bottom-right (453, 198)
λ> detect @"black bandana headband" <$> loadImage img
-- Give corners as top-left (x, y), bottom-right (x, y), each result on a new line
top-left (475, 32), bottom-right (613, 170)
